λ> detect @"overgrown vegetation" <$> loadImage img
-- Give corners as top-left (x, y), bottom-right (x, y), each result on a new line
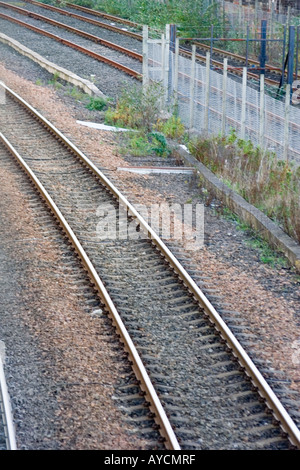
top-left (189, 129), bottom-right (300, 244)
top-left (62, 0), bottom-right (225, 37)
top-left (104, 82), bottom-right (185, 157)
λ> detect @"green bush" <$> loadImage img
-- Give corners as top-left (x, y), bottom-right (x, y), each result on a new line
top-left (86, 96), bottom-right (107, 111)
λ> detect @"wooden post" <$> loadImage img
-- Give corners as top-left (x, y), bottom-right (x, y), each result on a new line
top-left (189, 45), bottom-right (196, 132)
top-left (142, 25), bottom-right (149, 88)
top-left (259, 73), bottom-right (265, 149)
top-left (283, 84), bottom-right (290, 161)
top-left (222, 58), bottom-right (228, 136)
top-left (204, 52), bottom-right (210, 133)
top-left (241, 67), bottom-right (247, 140)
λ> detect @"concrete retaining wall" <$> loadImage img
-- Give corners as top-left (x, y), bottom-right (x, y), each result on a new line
top-left (0, 32), bottom-right (104, 97)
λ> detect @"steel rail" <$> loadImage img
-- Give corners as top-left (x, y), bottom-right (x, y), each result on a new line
top-left (0, 2), bottom-right (142, 61)
top-left (0, 128), bottom-right (180, 451)
top-left (0, 354), bottom-right (17, 450)
top-left (20, 0), bottom-right (142, 40)
top-left (24, 0), bottom-right (142, 30)
top-left (1, 81), bottom-right (300, 449)
top-left (0, 12), bottom-right (142, 79)
top-left (65, 1), bottom-right (142, 29)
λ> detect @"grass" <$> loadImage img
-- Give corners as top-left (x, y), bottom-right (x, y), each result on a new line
top-left (218, 207), bottom-right (289, 268)
top-left (189, 129), bottom-right (300, 245)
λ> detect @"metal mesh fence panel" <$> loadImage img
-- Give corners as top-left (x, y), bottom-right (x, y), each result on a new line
top-left (148, 40), bottom-right (300, 166)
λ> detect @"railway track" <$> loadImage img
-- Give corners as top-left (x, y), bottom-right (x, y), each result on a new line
top-left (0, 0), bottom-right (282, 88)
top-left (0, 2), bottom-right (142, 80)
top-left (0, 82), bottom-right (300, 449)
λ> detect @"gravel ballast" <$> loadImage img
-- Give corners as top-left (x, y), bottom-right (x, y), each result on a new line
top-left (0, 31), bottom-right (299, 448)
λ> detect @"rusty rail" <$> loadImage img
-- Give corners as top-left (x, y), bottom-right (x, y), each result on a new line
top-left (0, 2), bottom-right (142, 61)
top-left (0, 11), bottom-right (142, 79)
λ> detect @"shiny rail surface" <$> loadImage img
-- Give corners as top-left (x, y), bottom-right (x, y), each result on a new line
top-left (1, 82), bottom-right (299, 449)
top-left (0, 354), bottom-right (17, 450)
top-left (0, 130), bottom-right (180, 451)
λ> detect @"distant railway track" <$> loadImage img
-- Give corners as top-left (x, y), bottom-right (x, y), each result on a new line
top-left (0, 2), bottom-right (142, 61)
top-left (0, 0), bottom-right (281, 88)
top-left (16, 0), bottom-right (143, 40)
top-left (0, 9), bottom-right (142, 79)
top-left (1, 82), bottom-right (300, 449)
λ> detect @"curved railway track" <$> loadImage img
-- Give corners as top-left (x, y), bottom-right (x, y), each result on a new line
top-left (0, 0), bottom-right (282, 88)
top-left (0, 82), bottom-right (300, 449)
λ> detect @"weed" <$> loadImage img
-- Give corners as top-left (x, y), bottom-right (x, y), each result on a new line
top-left (86, 96), bottom-right (107, 111)
top-left (190, 133), bottom-right (300, 244)
top-left (155, 114), bottom-right (185, 140)
top-left (48, 72), bottom-right (63, 89)
top-left (105, 82), bottom-right (165, 132)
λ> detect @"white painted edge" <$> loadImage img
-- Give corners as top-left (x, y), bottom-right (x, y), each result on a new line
top-left (117, 167), bottom-right (194, 174)
top-left (0, 353), bottom-right (17, 450)
top-left (76, 120), bottom-right (131, 132)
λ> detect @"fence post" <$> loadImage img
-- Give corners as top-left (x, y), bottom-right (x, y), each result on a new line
top-left (255, 0), bottom-right (258, 45)
top-left (296, 26), bottom-right (299, 82)
top-left (286, 5), bottom-right (291, 30)
top-left (161, 32), bottom-right (165, 84)
top-left (174, 37), bottom-right (179, 110)
top-left (259, 73), bottom-right (265, 149)
top-left (142, 25), bottom-right (149, 88)
top-left (241, 67), bottom-right (247, 140)
top-left (168, 24), bottom-right (176, 105)
top-left (165, 24), bottom-right (170, 103)
top-left (204, 52), bottom-right (210, 133)
top-left (222, 58), bottom-right (228, 136)
top-left (189, 44), bottom-right (196, 132)
top-left (259, 20), bottom-right (267, 78)
top-left (270, 1), bottom-right (274, 46)
top-left (283, 84), bottom-right (290, 161)
top-left (287, 25), bottom-right (295, 102)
